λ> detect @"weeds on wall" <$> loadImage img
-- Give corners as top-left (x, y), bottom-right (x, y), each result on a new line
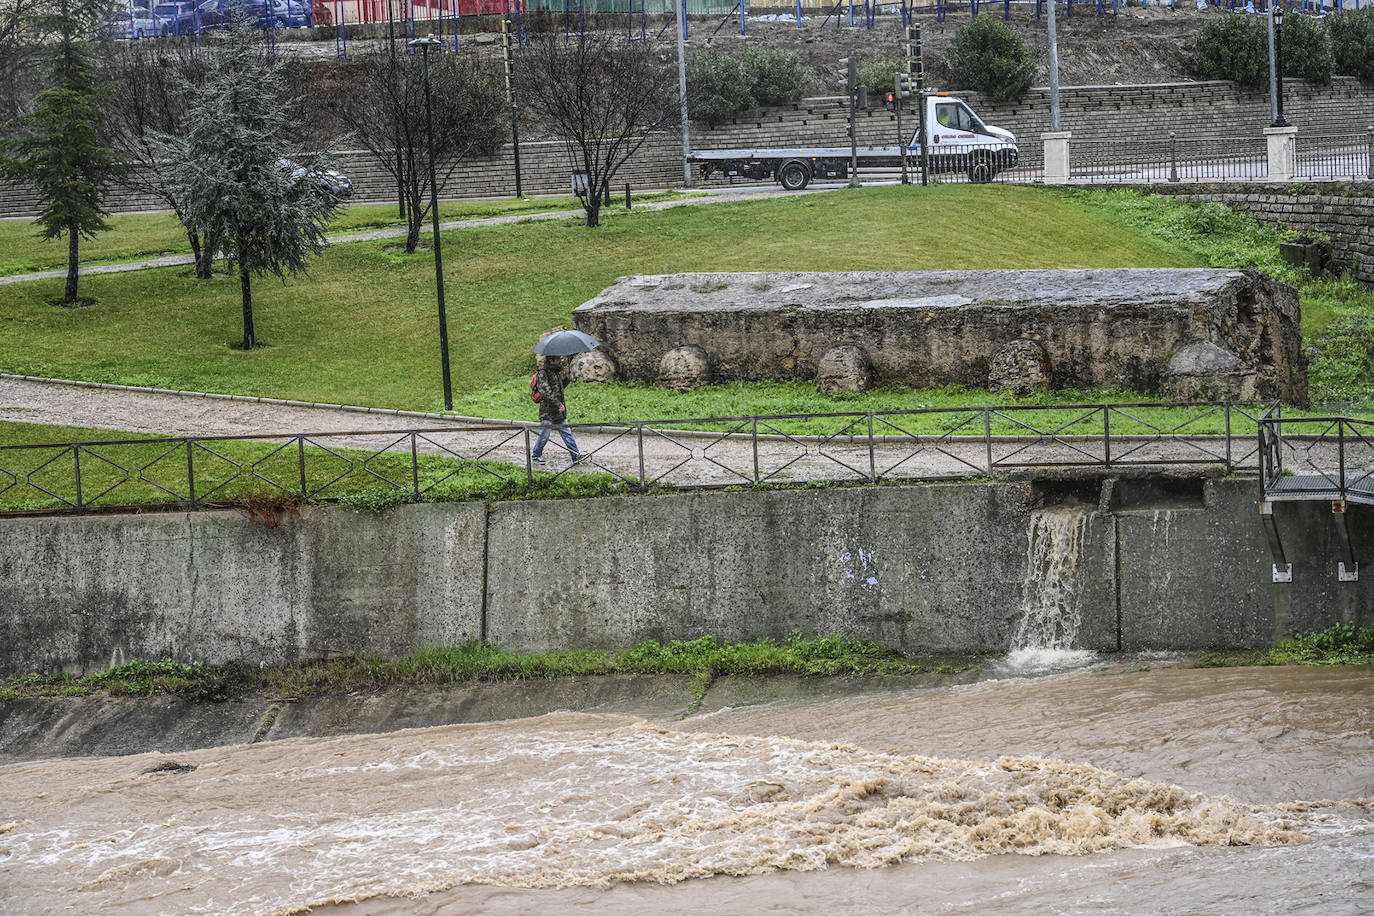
top-left (0, 634), bottom-right (977, 701)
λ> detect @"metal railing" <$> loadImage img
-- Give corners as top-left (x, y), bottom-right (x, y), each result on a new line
top-left (1259, 407), bottom-right (1374, 506)
top-left (0, 401), bottom-right (1274, 516)
top-left (1295, 130), bottom-right (1374, 181)
top-left (1071, 134), bottom-right (1268, 184)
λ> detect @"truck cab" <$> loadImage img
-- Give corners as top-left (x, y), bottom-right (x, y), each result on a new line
top-left (916, 94), bottom-right (1019, 182)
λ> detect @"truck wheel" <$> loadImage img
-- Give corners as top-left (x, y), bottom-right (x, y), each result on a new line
top-left (778, 161), bottom-right (810, 191)
top-left (968, 153), bottom-right (996, 184)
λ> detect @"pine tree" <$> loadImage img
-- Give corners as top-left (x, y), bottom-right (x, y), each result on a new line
top-left (0, 0), bottom-right (126, 306)
top-left (162, 21), bottom-right (340, 350)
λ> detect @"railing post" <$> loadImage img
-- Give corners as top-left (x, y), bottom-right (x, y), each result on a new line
top-left (298, 436), bottom-right (308, 498)
top-left (524, 427), bottom-right (533, 484)
top-left (186, 440), bottom-right (197, 509)
top-left (1225, 403), bottom-right (1233, 472)
top-left (1042, 130), bottom-right (1072, 184)
top-left (867, 413), bottom-right (877, 482)
top-left (752, 417), bottom-right (760, 484)
top-left (72, 445), bottom-right (83, 512)
top-left (1169, 131), bottom-right (1179, 182)
top-left (1367, 126), bottom-right (1374, 181)
top-left (1103, 407), bottom-right (1111, 468)
top-left (1265, 124), bottom-right (1298, 181)
top-left (984, 408), bottom-right (993, 473)
top-left (637, 423), bottom-right (647, 490)
top-left (411, 432), bottom-right (420, 499)
top-left (1339, 419), bottom-right (1347, 502)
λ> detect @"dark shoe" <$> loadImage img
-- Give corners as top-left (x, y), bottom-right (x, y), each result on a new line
top-left (532, 455), bottom-right (546, 465)
top-left (570, 453), bottom-right (587, 464)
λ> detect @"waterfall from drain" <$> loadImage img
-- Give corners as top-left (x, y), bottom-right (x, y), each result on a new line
top-left (1005, 508), bottom-right (1098, 672)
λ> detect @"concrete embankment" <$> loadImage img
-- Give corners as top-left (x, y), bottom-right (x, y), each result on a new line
top-left (0, 671), bottom-right (990, 763)
top-left (1, 476), bottom-right (1370, 678)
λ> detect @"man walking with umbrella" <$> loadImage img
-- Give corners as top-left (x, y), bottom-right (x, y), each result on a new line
top-left (531, 329), bottom-right (600, 465)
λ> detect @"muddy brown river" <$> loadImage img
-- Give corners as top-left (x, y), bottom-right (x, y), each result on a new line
top-left (2, 664), bottom-right (1371, 914)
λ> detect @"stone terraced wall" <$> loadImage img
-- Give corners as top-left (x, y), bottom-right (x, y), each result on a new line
top-left (1, 78), bottom-right (1370, 216)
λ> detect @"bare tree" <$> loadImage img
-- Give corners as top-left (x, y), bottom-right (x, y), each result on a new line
top-left (324, 47), bottom-right (505, 254)
top-left (516, 32), bottom-right (678, 228)
top-left (101, 40), bottom-right (218, 277)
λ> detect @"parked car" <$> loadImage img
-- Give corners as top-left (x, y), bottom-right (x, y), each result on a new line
top-left (270, 0), bottom-right (312, 27)
top-left (153, 1), bottom-right (199, 35)
top-left (195, 0), bottom-right (279, 30)
top-left (278, 159), bottom-right (352, 200)
top-left (102, 7), bottom-right (164, 38)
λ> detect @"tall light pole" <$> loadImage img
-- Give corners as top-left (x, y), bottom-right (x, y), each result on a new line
top-left (1270, 6), bottom-right (1289, 128)
top-left (409, 36), bottom-right (453, 412)
top-left (1047, 0), bottom-right (1061, 132)
top-left (676, 0), bottom-right (691, 187)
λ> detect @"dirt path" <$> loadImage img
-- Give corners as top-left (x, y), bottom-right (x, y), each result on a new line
top-left (0, 187), bottom-right (816, 286)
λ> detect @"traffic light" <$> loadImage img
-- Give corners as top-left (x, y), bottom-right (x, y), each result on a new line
top-left (894, 73), bottom-right (913, 100)
top-left (884, 91), bottom-right (897, 111)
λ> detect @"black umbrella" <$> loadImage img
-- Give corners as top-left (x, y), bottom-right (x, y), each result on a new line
top-left (534, 329), bottom-right (601, 357)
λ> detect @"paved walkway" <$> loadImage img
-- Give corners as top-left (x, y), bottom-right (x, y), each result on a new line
top-left (0, 188), bottom-right (811, 286)
top-left (0, 376), bottom-right (1279, 491)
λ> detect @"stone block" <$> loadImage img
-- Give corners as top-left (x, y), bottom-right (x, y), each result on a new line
top-left (574, 269), bottom-right (1307, 403)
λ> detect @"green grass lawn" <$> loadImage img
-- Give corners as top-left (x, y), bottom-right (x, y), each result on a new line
top-left (0, 184), bottom-right (1203, 407)
top-left (2, 184), bottom-right (1370, 417)
top-left (0, 193), bottom-right (672, 276)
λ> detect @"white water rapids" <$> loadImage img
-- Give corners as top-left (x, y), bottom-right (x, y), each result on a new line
top-left (3, 666), bottom-right (1372, 914)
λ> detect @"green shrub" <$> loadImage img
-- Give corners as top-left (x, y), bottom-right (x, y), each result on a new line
top-left (687, 50), bottom-right (754, 126)
top-left (858, 54), bottom-right (906, 96)
top-left (1329, 7), bottom-right (1374, 81)
top-left (745, 48), bottom-right (804, 107)
top-left (1191, 15), bottom-right (1268, 88)
top-left (1271, 621), bottom-right (1374, 664)
top-left (947, 18), bottom-right (1035, 102)
top-left (1281, 13), bottom-right (1334, 84)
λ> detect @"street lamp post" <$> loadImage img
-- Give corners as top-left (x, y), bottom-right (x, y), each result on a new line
top-left (1270, 6), bottom-right (1289, 128)
top-left (409, 36), bottom-right (453, 412)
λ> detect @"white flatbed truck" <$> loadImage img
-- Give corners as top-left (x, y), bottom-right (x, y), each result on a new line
top-left (690, 94), bottom-right (1018, 190)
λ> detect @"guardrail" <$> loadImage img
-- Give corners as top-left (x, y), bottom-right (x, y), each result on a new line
top-left (0, 401), bottom-right (1274, 515)
top-left (1071, 134), bottom-right (1268, 184)
top-left (1259, 407), bottom-right (1374, 506)
top-left (1295, 130), bottom-right (1374, 182)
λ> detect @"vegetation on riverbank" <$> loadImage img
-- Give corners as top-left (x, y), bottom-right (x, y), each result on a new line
top-left (0, 635), bottom-right (972, 702)
top-left (1270, 622), bottom-right (1374, 666)
top-left (5, 624), bottom-right (1370, 703)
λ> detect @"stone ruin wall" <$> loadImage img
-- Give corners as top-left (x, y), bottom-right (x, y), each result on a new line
top-left (572, 269), bottom-right (1307, 404)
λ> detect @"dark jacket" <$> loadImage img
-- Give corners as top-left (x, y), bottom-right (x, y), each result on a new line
top-left (535, 364), bottom-right (569, 422)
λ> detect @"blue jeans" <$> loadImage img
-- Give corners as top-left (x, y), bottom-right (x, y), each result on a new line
top-left (531, 420), bottom-right (581, 460)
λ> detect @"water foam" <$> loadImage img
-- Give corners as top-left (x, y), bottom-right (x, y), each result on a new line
top-left (0, 718), bottom-right (1309, 916)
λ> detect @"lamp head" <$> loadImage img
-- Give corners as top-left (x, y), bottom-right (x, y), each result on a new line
top-left (1273, 6), bottom-right (1283, 24)
top-left (408, 36), bottom-right (442, 49)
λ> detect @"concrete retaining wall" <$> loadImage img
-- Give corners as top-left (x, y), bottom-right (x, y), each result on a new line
top-left (1, 476), bottom-right (1370, 675)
